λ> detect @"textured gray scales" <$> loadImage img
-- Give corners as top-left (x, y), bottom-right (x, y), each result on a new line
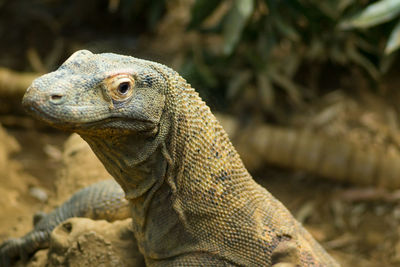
top-left (3, 50), bottom-right (339, 266)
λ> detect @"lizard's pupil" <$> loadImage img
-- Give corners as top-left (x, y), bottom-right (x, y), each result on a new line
top-left (118, 82), bottom-right (130, 95)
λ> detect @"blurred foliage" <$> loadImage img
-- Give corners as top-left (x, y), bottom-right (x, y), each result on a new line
top-left (0, 0), bottom-right (167, 70)
top-left (181, 0), bottom-right (400, 118)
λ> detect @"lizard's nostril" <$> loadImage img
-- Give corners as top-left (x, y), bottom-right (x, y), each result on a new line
top-left (49, 94), bottom-right (65, 104)
top-left (51, 94), bottom-right (62, 100)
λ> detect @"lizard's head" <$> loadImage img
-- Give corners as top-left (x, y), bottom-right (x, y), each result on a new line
top-left (22, 50), bottom-right (167, 136)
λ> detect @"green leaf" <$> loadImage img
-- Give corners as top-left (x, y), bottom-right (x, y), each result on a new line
top-left (346, 44), bottom-right (380, 80)
top-left (380, 51), bottom-right (397, 72)
top-left (147, 0), bottom-right (165, 29)
top-left (257, 73), bottom-right (275, 110)
top-left (338, 0), bottom-right (355, 13)
top-left (315, 1), bottom-right (342, 18)
top-left (340, 0), bottom-right (400, 29)
top-left (188, 0), bottom-right (222, 30)
top-left (223, 0), bottom-right (254, 55)
top-left (273, 16), bottom-right (300, 41)
top-left (227, 70), bottom-right (251, 100)
top-left (385, 18), bottom-right (400, 54)
top-left (269, 70), bottom-right (302, 105)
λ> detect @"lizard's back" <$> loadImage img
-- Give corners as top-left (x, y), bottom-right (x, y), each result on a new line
top-left (150, 65), bottom-right (338, 266)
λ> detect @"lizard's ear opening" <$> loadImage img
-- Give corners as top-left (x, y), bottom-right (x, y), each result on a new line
top-left (104, 74), bottom-right (135, 102)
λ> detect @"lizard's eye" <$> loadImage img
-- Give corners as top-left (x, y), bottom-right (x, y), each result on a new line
top-left (118, 82), bottom-right (130, 95)
top-left (104, 74), bottom-right (135, 101)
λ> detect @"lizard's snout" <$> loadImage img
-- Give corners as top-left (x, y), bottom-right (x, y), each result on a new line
top-left (22, 85), bottom-right (43, 113)
top-left (23, 85), bottom-right (66, 113)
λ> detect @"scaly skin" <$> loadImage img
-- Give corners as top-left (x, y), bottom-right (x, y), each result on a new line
top-left (0, 179), bottom-right (129, 266)
top-left (21, 50), bottom-right (339, 266)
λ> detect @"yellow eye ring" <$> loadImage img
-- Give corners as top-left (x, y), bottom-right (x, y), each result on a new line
top-left (104, 74), bottom-right (135, 101)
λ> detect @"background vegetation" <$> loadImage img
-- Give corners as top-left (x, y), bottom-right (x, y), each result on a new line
top-left (2, 0), bottom-right (400, 122)
top-left (183, 0), bottom-right (400, 119)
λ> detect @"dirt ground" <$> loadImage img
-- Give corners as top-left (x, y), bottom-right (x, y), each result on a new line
top-left (2, 90), bottom-right (400, 266)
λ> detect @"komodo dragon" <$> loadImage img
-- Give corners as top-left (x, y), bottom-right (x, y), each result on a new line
top-left (1, 50), bottom-right (339, 266)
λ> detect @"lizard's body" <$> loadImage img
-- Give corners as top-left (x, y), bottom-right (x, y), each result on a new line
top-left (6, 50), bottom-right (338, 266)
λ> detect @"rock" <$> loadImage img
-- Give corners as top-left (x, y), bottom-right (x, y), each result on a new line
top-left (44, 218), bottom-right (144, 267)
top-left (0, 124), bottom-right (40, 241)
top-left (29, 187), bottom-right (48, 203)
top-left (54, 133), bottom-right (112, 204)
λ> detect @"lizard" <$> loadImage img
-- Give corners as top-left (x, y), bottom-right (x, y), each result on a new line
top-left (11, 50), bottom-right (339, 266)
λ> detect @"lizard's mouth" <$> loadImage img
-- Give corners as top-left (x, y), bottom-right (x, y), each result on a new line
top-left (22, 96), bottom-right (66, 125)
top-left (77, 117), bottom-right (158, 133)
top-left (23, 92), bottom-right (157, 134)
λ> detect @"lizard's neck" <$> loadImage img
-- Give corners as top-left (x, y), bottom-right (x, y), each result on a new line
top-left (80, 133), bottom-right (199, 260)
top-left (80, 133), bottom-right (167, 200)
